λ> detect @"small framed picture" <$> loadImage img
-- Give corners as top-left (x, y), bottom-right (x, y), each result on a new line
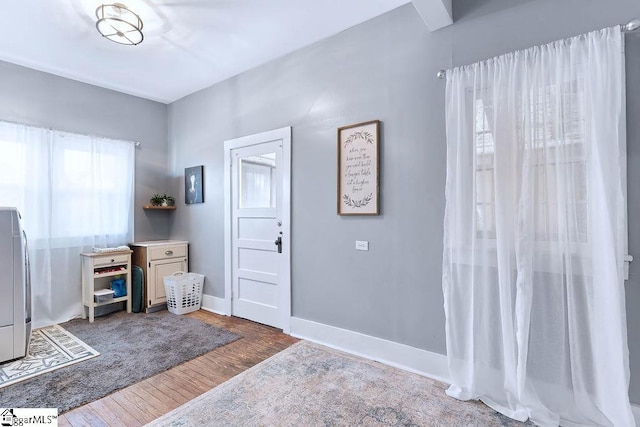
top-left (337, 120), bottom-right (380, 215)
top-left (185, 165), bottom-right (204, 204)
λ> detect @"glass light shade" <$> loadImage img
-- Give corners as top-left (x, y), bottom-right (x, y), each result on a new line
top-left (95, 3), bottom-right (144, 46)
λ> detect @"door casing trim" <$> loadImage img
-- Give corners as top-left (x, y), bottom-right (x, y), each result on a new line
top-left (223, 126), bottom-right (292, 333)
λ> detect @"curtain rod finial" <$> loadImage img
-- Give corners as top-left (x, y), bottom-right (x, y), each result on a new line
top-left (623, 18), bottom-right (640, 32)
top-left (437, 70), bottom-right (446, 79)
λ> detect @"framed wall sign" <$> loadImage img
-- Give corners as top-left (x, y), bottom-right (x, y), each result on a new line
top-left (185, 165), bottom-right (204, 204)
top-left (337, 120), bottom-right (380, 215)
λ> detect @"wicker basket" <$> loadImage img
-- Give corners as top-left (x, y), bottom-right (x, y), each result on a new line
top-left (163, 272), bottom-right (204, 315)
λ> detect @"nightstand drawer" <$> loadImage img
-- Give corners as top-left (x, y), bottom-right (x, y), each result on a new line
top-left (149, 244), bottom-right (187, 261)
top-left (93, 253), bottom-right (130, 267)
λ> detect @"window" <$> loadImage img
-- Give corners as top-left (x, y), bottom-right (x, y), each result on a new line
top-left (0, 139), bottom-right (25, 209)
top-left (474, 97), bottom-right (496, 239)
top-left (473, 78), bottom-right (588, 245)
top-left (0, 122), bottom-right (135, 246)
top-left (239, 153), bottom-right (276, 209)
top-left (0, 120), bottom-right (136, 327)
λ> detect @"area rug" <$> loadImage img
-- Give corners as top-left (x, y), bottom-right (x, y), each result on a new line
top-left (0, 310), bottom-right (241, 413)
top-left (148, 341), bottom-right (527, 427)
top-left (0, 325), bottom-right (99, 388)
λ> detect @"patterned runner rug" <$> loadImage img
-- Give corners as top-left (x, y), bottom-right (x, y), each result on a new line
top-left (148, 341), bottom-right (529, 426)
top-left (0, 325), bottom-right (99, 388)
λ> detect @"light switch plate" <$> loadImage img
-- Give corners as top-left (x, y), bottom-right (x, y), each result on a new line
top-left (355, 240), bottom-right (369, 251)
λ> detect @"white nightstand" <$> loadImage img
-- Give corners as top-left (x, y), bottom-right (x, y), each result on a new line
top-left (80, 250), bottom-right (133, 322)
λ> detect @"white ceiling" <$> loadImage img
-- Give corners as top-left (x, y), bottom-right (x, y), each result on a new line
top-left (0, 0), bottom-right (420, 104)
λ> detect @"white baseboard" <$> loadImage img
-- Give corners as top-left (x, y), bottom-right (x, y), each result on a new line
top-left (200, 294), bottom-right (228, 316)
top-left (632, 404), bottom-right (640, 424)
top-left (291, 316), bottom-right (640, 421)
top-left (290, 317), bottom-right (450, 384)
top-left (198, 312), bottom-right (640, 423)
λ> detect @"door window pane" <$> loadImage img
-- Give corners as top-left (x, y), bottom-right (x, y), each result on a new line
top-left (239, 153), bottom-right (276, 208)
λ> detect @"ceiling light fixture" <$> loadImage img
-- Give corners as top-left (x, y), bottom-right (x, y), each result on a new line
top-left (95, 3), bottom-right (144, 46)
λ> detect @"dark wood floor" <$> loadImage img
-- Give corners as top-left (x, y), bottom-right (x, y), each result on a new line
top-left (58, 310), bottom-right (299, 427)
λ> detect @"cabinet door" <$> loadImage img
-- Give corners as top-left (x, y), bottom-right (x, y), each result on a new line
top-left (148, 258), bottom-right (187, 306)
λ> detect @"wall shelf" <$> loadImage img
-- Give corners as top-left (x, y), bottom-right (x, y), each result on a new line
top-left (143, 205), bottom-right (176, 210)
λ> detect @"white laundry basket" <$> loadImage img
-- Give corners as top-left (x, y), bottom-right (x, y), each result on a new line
top-left (163, 271), bottom-right (204, 315)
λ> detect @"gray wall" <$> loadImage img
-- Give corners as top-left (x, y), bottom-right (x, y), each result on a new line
top-left (0, 61), bottom-right (171, 241)
top-left (625, 30), bottom-right (640, 404)
top-left (168, 3), bottom-right (450, 352)
top-left (168, 0), bottom-right (640, 402)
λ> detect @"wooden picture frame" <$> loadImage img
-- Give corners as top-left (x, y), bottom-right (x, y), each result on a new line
top-left (337, 120), bottom-right (380, 215)
top-left (185, 165), bottom-right (204, 204)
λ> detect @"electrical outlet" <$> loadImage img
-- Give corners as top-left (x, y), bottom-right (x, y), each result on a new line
top-left (355, 240), bottom-right (369, 251)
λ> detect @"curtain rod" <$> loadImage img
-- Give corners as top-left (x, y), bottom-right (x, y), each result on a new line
top-left (0, 118), bottom-right (142, 149)
top-left (436, 18), bottom-right (639, 79)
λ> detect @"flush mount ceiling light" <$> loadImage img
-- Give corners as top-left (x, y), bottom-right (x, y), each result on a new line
top-left (95, 3), bottom-right (144, 45)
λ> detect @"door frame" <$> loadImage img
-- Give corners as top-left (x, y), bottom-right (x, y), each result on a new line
top-left (223, 126), bottom-right (292, 333)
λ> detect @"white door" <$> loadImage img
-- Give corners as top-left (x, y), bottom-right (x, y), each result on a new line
top-left (224, 127), bottom-right (291, 332)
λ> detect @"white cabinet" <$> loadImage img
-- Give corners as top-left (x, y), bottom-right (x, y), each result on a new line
top-left (129, 241), bottom-right (188, 311)
top-left (80, 250), bottom-right (132, 322)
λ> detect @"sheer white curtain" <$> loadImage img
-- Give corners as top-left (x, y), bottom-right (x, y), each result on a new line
top-left (0, 121), bottom-right (135, 328)
top-left (442, 27), bottom-right (633, 426)
top-left (240, 157), bottom-right (276, 208)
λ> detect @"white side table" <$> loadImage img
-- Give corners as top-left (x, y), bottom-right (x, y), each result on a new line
top-left (80, 250), bottom-right (132, 322)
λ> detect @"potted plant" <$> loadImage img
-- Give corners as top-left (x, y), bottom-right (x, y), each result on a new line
top-left (150, 193), bottom-right (176, 207)
top-left (150, 193), bottom-right (164, 206)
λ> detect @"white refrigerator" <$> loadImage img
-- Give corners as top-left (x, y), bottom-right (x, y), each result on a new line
top-left (0, 207), bottom-right (32, 363)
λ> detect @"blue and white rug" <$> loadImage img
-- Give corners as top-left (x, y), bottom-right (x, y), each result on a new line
top-left (0, 324), bottom-right (99, 388)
